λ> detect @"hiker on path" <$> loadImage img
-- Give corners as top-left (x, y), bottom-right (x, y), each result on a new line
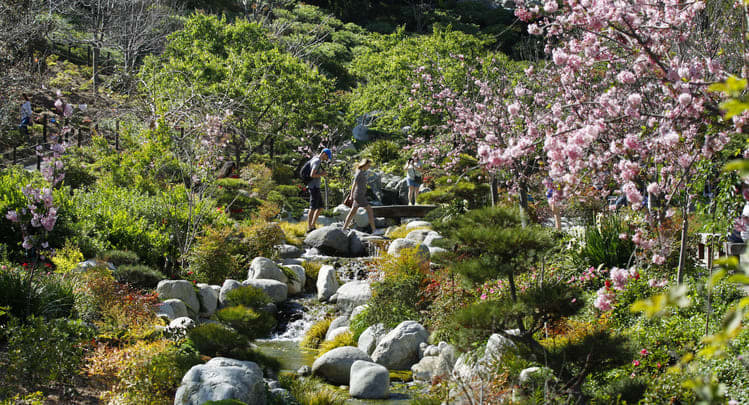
top-left (405, 155), bottom-right (422, 205)
top-left (19, 94), bottom-right (33, 137)
top-left (306, 148), bottom-right (332, 233)
top-left (342, 158), bottom-right (376, 234)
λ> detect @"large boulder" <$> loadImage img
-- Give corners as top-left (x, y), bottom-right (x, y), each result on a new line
top-left (196, 283), bottom-right (220, 317)
top-left (484, 333), bottom-right (517, 365)
top-left (405, 229), bottom-right (432, 243)
top-left (387, 238), bottom-right (430, 261)
top-left (406, 220), bottom-right (432, 230)
top-left (156, 280), bottom-right (199, 313)
top-left (348, 230), bottom-right (367, 257)
top-left (411, 342), bottom-right (458, 382)
top-left (305, 226), bottom-right (350, 256)
top-left (155, 299), bottom-right (189, 321)
top-left (353, 207), bottom-right (371, 228)
top-left (349, 360), bottom-right (390, 399)
top-left (283, 265), bottom-right (306, 295)
top-left (325, 316), bottom-right (350, 341)
top-left (336, 281), bottom-right (372, 314)
top-left (316, 265), bottom-right (339, 301)
top-left (242, 279), bottom-right (288, 303)
top-left (371, 321), bottom-right (429, 370)
top-left (174, 357), bottom-right (266, 405)
top-left (219, 279), bottom-right (242, 307)
top-left (249, 257), bottom-right (287, 283)
top-left (325, 327), bottom-right (350, 342)
top-left (411, 356), bottom-right (440, 382)
top-left (311, 346), bottom-right (372, 385)
top-left (422, 231), bottom-right (444, 247)
top-left (358, 324), bottom-right (387, 356)
top-left (277, 244), bottom-right (303, 259)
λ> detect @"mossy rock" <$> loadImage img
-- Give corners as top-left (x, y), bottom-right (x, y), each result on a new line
top-left (389, 370), bottom-right (413, 382)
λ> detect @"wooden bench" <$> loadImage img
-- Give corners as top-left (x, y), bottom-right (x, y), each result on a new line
top-left (371, 205), bottom-right (438, 224)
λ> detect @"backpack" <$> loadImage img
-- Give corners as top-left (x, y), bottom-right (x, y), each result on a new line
top-left (299, 159), bottom-right (313, 184)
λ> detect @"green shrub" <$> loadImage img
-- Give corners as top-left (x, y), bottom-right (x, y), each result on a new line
top-left (224, 285), bottom-right (272, 309)
top-left (271, 164), bottom-right (295, 185)
top-left (301, 318), bottom-right (332, 350)
top-left (356, 248), bottom-right (430, 331)
top-left (0, 268), bottom-right (75, 323)
top-left (187, 225), bottom-right (249, 284)
top-left (571, 215), bottom-right (635, 270)
top-left (99, 249), bottom-right (140, 266)
top-left (188, 323), bottom-right (252, 357)
top-left (276, 184), bottom-right (302, 198)
top-left (1, 316), bottom-right (94, 390)
top-left (278, 374), bottom-right (346, 405)
top-left (113, 264), bottom-right (166, 289)
top-left (113, 341), bottom-right (201, 404)
top-left (418, 180), bottom-right (490, 209)
top-left (240, 163), bottom-right (276, 199)
top-left (245, 222), bottom-right (285, 260)
top-left (361, 139), bottom-right (402, 163)
top-left (317, 331), bottom-right (356, 356)
top-left (216, 305), bottom-right (276, 339)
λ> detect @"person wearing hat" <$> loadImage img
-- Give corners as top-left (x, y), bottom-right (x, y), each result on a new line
top-left (342, 158), bottom-right (376, 234)
top-left (307, 148), bottom-right (332, 232)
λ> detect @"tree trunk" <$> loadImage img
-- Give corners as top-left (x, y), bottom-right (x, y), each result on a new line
top-left (676, 195), bottom-right (689, 284)
top-left (490, 174), bottom-right (498, 207)
top-left (92, 45), bottom-right (99, 96)
top-left (519, 179), bottom-right (529, 227)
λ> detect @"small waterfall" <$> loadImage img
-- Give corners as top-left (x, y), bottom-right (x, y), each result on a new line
top-left (268, 294), bottom-right (328, 341)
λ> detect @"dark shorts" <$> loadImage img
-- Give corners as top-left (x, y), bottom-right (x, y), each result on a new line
top-left (309, 187), bottom-right (323, 210)
top-left (407, 178), bottom-right (421, 187)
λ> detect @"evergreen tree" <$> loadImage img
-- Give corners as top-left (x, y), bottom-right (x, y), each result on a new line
top-left (434, 206), bottom-right (583, 346)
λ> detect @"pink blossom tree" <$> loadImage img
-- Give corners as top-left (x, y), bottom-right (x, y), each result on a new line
top-left (511, 0), bottom-right (748, 282)
top-left (409, 55), bottom-right (551, 211)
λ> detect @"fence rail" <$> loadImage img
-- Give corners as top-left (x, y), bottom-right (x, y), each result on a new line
top-left (0, 118), bottom-right (121, 170)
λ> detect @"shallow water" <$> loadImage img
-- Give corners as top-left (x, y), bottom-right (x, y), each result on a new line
top-left (255, 340), bottom-right (426, 404)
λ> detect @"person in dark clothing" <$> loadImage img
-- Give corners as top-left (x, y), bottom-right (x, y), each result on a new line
top-left (306, 148), bottom-right (332, 233)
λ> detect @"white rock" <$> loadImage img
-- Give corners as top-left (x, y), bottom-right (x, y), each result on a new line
top-left (406, 221), bottom-right (432, 230)
top-left (242, 279), bottom-right (288, 303)
top-left (157, 280), bottom-right (200, 313)
top-left (174, 357), bottom-right (266, 405)
top-left (349, 360), bottom-right (390, 399)
top-left (196, 283), bottom-right (219, 317)
top-left (156, 299), bottom-right (189, 321)
top-left (336, 281), bottom-right (372, 314)
top-left (284, 264), bottom-right (306, 295)
top-left (312, 346), bottom-right (372, 385)
top-left (249, 257), bottom-right (287, 283)
top-left (316, 265), bottom-right (339, 301)
top-left (371, 321), bottom-right (429, 370)
top-left (358, 324), bottom-right (387, 356)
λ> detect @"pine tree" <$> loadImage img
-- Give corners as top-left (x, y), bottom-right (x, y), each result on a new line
top-left (434, 205), bottom-right (583, 345)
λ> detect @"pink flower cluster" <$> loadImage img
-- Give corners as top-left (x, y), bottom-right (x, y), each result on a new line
top-left (593, 267), bottom-right (639, 311)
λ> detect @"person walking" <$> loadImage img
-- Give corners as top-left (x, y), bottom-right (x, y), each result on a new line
top-left (306, 148), bottom-right (332, 233)
top-left (342, 158), bottom-right (376, 234)
top-left (19, 94), bottom-right (33, 137)
top-left (405, 155), bottom-right (422, 205)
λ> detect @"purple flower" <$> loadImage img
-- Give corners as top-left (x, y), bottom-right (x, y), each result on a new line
top-left (5, 210), bottom-right (18, 223)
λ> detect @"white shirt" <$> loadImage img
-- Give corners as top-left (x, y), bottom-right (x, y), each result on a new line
top-left (21, 101), bottom-right (32, 120)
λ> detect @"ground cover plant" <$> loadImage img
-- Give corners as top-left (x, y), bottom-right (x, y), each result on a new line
top-left (1, 0), bottom-right (748, 403)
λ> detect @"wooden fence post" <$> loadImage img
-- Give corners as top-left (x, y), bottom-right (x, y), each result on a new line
top-left (12, 146), bottom-right (16, 165)
top-left (77, 127), bottom-right (81, 147)
top-left (115, 120), bottom-right (120, 151)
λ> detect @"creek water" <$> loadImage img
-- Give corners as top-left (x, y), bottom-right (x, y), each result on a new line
top-left (255, 293), bottom-right (423, 404)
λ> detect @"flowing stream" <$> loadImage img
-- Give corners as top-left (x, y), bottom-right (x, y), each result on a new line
top-left (255, 291), bottom-right (421, 404)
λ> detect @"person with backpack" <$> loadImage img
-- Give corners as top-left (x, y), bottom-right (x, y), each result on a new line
top-left (303, 148), bottom-right (332, 233)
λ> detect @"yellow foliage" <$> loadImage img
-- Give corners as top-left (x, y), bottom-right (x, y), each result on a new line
top-left (301, 318), bottom-right (332, 350)
top-left (51, 240), bottom-right (84, 273)
top-left (317, 331), bottom-right (356, 356)
top-left (386, 224), bottom-right (431, 240)
top-left (279, 220), bottom-right (307, 247)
